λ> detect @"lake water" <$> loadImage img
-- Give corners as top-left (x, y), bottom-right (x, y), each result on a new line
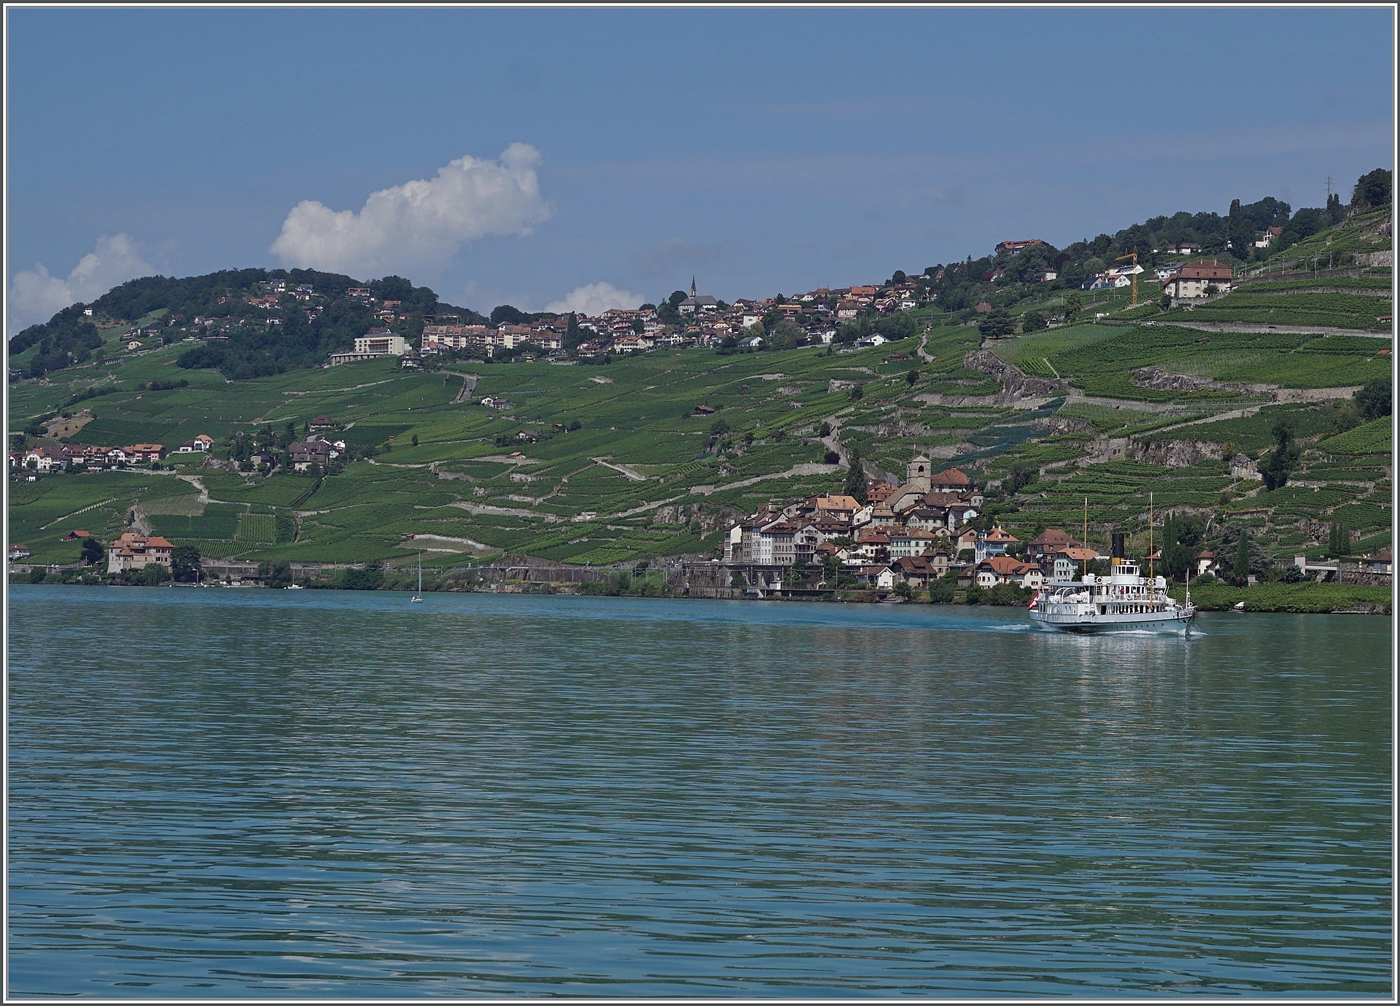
top-left (7, 586), bottom-right (1392, 996)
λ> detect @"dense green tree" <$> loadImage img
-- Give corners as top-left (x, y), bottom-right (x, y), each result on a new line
top-left (1355, 377), bottom-right (1391, 420)
top-left (80, 536), bottom-right (105, 565)
top-left (1006, 463), bottom-right (1038, 494)
top-left (1021, 310), bottom-right (1047, 332)
top-left (1328, 521), bottom-right (1351, 558)
top-left (489, 304), bottom-right (529, 325)
top-left (1063, 292), bottom-right (1081, 322)
top-left (1260, 417), bottom-right (1300, 491)
top-left (257, 558), bottom-right (293, 588)
top-left (905, 367), bottom-right (920, 386)
top-left (978, 307), bottom-right (1016, 338)
top-left (1233, 528), bottom-right (1251, 586)
top-left (171, 545), bottom-right (203, 582)
top-left (1351, 168), bottom-right (1392, 210)
top-left (848, 383), bottom-right (864, 402)
top-left (844, 446), bottom-right (868, 505)
top-left (927, 571), bottom-right (956, 603)
top-left (768, 320), bottom-right (805, 350)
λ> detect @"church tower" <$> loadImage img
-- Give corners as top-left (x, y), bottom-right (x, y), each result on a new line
top-left (691, 276), bottom-right (697, 298)
top-left (906, 454), bottom-right (931, 492)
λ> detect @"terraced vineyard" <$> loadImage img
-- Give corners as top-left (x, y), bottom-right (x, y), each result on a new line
top-left (10, 205), bottom-right (1392, 573)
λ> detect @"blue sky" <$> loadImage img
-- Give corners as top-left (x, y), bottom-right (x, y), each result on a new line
top-left (6, 7), bottom-right (1393, 332)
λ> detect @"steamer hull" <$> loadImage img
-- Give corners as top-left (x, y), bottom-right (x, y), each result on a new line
top-left (1028, 559), bottom-right (1194, 633)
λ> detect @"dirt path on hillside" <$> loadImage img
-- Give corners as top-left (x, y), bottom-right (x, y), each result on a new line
top-left (447, 501), bottom-right (562, 521)
top-left (1148, 407), bottom-right (1264, 435)
top-left (176, 473), bottom-right (209, 503)
top-left (590, 456), bottom-right (647, 481)
top-left (916, 333), bottom-right (935, 363)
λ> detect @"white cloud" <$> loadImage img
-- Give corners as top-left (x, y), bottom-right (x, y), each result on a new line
top-left (270, 143), bottom-right (551, 277)
top-left (543, 281), bottom-right (643, 317)
top-left (7, 234), bottom-right (154, 336)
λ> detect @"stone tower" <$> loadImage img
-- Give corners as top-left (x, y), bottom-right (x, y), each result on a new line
top-left (906, 454), bottom-right (931, 492)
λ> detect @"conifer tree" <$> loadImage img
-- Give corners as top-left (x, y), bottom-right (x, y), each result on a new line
top-left (1233, 527), bottom-right (1251, 586)
top-left (844, 446), bottom-right (868, 505)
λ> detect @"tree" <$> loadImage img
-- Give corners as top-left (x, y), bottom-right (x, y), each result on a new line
top-left (1355, 377), bottom-right (1391, 420)
top-left (906, 367), bottom-right (920, 386)
top-left (1328, 521), bottom-right (1351, 558)
top-left (171, 544), bottom-right (203, 582)
top-left (1064, 292), bottom-right (1082, 322)
top-left (927, 570), bottom-right (956, 603)
top-left (141, 562), bottom-right (171, 586)
top-left (1160, 292), bottom-right (1173, 311)
top-left (978, 307), bottom-right (1015, 338)
top-left (1227, 197), bottom-right (1255, 260)
top-left (818, 421), bottom-right (831, 437)
top-left (1351, 168), bottom-right (1392, 210)
top-left (1233, 527), bottom-right (1251, 586)
top-left (80, 536), bottom-right (104, 566)
top-left (848, 383), bottom-right (863, 402)
top-left (561, 312), bottom-right (583, 351)
top-left (844, 446), bottom-right (868, 504)
top-left (1006, 463), bottom-right (1038, 494)
top-left (1260, 417), bottom-right (1300, 491)
top-left (258, 558), bottom-right (293, 588)
top-left (490, 304), bottom-right (529, 325)
top-left (29, 567), bottom-right (48, 584)
top-left (1021, 310), bottom-right (1047, 332)
top-left (769, 320), bottom-right (804, 350)
top-left (411, 434), bottom-right (419, 447)
top-left (894, 581), bottom-right (914, 600)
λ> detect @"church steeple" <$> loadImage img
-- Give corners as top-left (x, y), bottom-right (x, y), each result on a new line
top-left (691, 276), bottom-right (697, 298)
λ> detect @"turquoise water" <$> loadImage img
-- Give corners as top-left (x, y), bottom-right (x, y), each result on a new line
top-left (7, 586), bottom-right (1392, 996)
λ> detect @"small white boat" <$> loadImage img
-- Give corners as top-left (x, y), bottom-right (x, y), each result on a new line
top-left (1233, 601), bottom-right (1246, 611)
top-left (284, 584), bottom-right (303, 590)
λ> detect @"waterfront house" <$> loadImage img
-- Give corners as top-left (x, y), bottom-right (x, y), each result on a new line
top-left (107, 532), bottom-right (174, 573)
top-left (975, 556), bottom-right (1044, 590)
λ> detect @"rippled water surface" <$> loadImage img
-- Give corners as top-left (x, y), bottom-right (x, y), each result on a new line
top-left (7, 586), bottom-right (1392, 996)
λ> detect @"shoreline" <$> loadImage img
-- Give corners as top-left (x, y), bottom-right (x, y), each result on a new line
top-left (10, 576), bottom-right (1392, 615)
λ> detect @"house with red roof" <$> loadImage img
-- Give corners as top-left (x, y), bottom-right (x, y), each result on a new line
top-left (107, 532), bottom-right (175, 574)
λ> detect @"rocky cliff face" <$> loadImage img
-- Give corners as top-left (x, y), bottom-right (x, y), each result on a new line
top-left (963, 349), bottom-right (1062, 399)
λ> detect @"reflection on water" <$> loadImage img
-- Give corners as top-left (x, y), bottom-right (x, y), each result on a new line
top-left (7, 587), bottom-right (1391, 996)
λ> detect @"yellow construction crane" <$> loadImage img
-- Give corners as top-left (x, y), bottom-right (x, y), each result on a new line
top-left (1115, 248), bottom-right (1140, 306)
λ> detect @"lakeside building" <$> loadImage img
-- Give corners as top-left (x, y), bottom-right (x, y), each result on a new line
top-left (717, 458), bottom-right (1121, 596)
top-left (107, 532), bottom-right (174, 574)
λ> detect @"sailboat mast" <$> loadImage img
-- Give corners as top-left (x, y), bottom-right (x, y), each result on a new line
top-left (1149, 492), bottom-right (1154, 579)
top-left (1082, 496), bottom-right (1088, 579)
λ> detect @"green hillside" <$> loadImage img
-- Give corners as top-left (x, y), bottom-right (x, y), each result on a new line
top-left (10, 186), bottom-right (1393, 574)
